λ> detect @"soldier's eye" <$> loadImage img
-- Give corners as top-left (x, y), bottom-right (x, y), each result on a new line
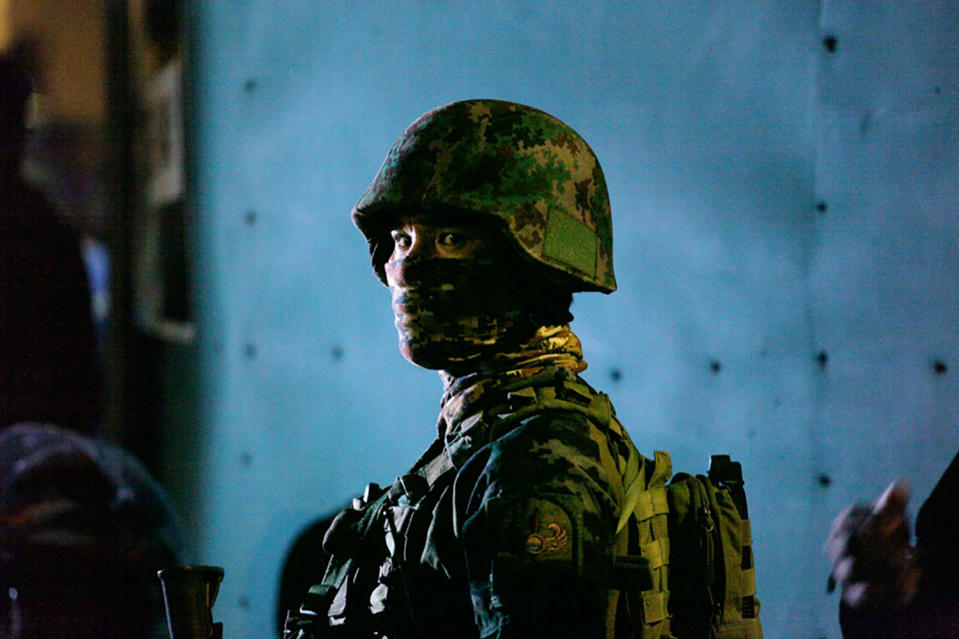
top-left (391, 230), bottom-right (412, 250)
top-left (438, 232), bottom-right (468, 247)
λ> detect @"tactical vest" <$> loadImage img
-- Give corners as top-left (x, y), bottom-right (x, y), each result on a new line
top-left (611, 451), bottom-right (763, 639)
top-left (286, 373), bottom-right (762, 639)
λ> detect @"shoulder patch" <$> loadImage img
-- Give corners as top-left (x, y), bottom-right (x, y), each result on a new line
top-left (492, 497), bottom-right (578, 571)
top-left (526, 521), bottom-right (569, 555)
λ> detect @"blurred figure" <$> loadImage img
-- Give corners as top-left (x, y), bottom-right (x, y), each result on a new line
top-left (276, 514), bottom-right (335, 633)
top-left (0, 422), bottom-right (186, 639)
top-left (0, 51), bottom-right (100, 433)
top-left (826, 452), bottom-right (959, 638)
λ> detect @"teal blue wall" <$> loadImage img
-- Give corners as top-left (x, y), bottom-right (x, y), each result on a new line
top-left (175, 3), bottom-right (959, 637)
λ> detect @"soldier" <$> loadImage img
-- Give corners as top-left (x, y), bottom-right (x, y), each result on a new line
top-left (286, 100), bottom-right (756, 638)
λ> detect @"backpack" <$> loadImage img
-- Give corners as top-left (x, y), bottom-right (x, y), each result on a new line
top-left (609, 449), bottom-right (762, 639)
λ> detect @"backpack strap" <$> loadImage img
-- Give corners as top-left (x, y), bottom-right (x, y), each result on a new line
top-left (610, 450), bottom-right (675, 638)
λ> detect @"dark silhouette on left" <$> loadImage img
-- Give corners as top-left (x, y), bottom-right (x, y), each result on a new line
top-left (0, 51), bottom-right (101, 433)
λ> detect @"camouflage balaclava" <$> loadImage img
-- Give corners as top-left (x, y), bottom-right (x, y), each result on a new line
top-left (352, 100), bottom-right (615, 374)
top-left (382, 223), bottom-right (546, 372)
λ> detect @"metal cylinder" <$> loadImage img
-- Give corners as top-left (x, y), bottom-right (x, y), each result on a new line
top-left (157, 565), bottom-right (225, 639)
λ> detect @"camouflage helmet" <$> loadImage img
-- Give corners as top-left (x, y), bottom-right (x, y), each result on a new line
top-left (352, 99), bottom-right (616, 293)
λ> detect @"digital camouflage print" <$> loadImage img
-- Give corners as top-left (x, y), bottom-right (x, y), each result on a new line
top-left (281, 101), bottom-right (629, 639)
top-left (286, 358), bottom-right (647, 639)
top-left (284, 352), bottom-right (764, 638)
top-left (352, 99), bottom-right (616, 293)
top-left (384, 252), bottom-right (531, 373)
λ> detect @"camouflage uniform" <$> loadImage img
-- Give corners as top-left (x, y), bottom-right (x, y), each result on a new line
top-left (290, 360), bottom-right (647, 639)
top-left (287, 101), bottom-right (644, 638)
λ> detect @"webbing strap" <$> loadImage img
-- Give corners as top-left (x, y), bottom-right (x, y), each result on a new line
top-left (742, 567), bottom-right (757, 596)
top-left (320, 556), bottom-right (352, 600)
top-left (742, 517), bottom-right (756, 600)
top-left (618, 485), bottom-right (667, 532)
top-left (651, 450), bottom-right (673, 482)
top-left (638, 488), bottom-right (669, 521)
top-left (642, 590), bottom-right (668, 624)
top-left (616, 450), bottom-right (672, 534)
top-left (641, 537), bottom-right (671, 570)
top-left (421, 445), bottom-right (455, 484)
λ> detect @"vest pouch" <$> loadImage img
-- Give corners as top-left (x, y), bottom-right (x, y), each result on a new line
top-left (610, 451), bottom-right (675, 639)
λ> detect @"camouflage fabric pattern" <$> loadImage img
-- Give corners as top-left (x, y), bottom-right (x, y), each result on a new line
top-left (352, 99), bottom-right (616, 293)
top-left (445, 366), bottom-right (638, 637)
top-left (385, 252), bottom-right (530, 373)
top-left (289, 363), bottom-right (645, 638)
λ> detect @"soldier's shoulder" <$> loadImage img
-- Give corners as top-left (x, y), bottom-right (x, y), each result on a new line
top-left (475, 409), bottom-right (611, 489)
top-left (497, 406), bottom-right (598, 451)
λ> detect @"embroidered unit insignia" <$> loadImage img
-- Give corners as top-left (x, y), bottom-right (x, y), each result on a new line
top-left (525, 522), bottom-right (569, 554)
